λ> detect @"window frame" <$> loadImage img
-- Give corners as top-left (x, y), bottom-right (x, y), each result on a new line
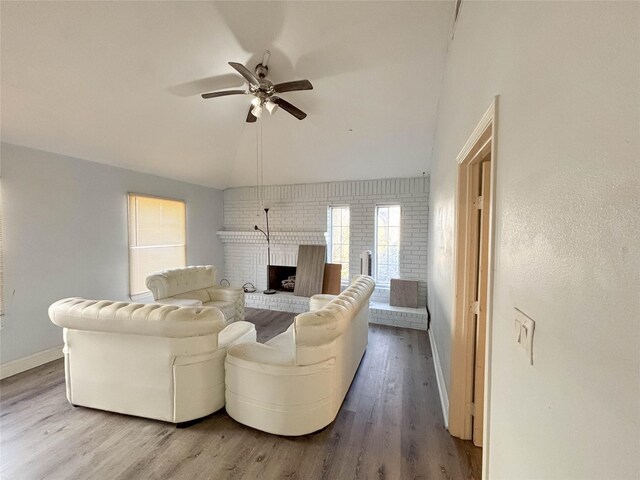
top-left (127, 193), bottom-right (187, 298)
top-left (374, 204), bottom-right (401, 286)
top-left (327, 205), bottom-right (350, 284)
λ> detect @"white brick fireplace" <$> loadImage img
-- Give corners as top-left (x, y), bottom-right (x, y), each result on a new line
top-left (216, 230), bottom-right (326, 291)
top-left (219, 177), bottom-right (430, 329)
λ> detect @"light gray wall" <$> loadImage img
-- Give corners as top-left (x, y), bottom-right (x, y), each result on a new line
top-left (1, 142), bottom-right (225, 364)
top-left (427, 2), bottom-right (639, 479)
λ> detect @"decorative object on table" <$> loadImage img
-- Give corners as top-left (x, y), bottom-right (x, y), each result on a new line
top-left (242, 283), bottom-right (256, 293)
top-left (322, 264), bottom-right (342, 295)
top-left (360, 250), bottom-right (372, 276)
top-left (219, 278), bottom-right (231, 287)
top-left (200, 50), bottom-right (314, 122)
top-left (281, 275), bottom-right (296, 291)
top-left (255, 207), bottom-right (276, 295)
top-left (390, 278), bottom-right (419, 308)
top-left (294, 245), bottom-right (327, 297)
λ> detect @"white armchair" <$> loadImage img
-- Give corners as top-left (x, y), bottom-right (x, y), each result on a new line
top-left (224, 275), bottom-right (375, 436)
top-left (48, 297), bottom-right (256, 424)
top-left (146, 265), bottom-right (245, 323)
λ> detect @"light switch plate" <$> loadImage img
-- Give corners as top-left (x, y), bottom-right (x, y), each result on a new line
top-left (514, 308), bottom-right (535, 365)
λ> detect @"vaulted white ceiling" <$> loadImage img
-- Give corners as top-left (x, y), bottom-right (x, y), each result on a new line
top-left (1, 1), bottom-right (453, 189)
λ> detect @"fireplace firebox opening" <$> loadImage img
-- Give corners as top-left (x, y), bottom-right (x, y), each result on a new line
top-left (268, 265), bottom-right (297, 292)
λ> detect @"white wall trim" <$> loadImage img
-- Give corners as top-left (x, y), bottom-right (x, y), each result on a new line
top-left (456, 101), bottom-right (495, 165)
top-left (428, 328), bottom-right (449, 428)
top-left (1, 345), bottom-right (63, 379)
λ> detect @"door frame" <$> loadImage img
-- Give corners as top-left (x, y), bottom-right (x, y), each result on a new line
top-left (448, 98), bottom-right (498, 475)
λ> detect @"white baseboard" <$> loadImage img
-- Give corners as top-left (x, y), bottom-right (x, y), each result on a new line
top-left (428, 329), bottom-right (449, 428)
top-left (1, 345), bottom-right (64, 380)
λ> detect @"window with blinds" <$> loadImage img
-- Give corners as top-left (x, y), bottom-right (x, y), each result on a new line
top-left (128, 194), bottom-right (186, 296)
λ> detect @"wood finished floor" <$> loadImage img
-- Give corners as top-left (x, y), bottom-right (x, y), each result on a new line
top-left (1, 307), bottom-right (481, 479)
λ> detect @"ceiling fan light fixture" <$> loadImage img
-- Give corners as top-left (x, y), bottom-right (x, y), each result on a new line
top-left (266, 101), bottom-right (279, 115)
top-left (201, 55), bottom-right (312, 122)
top-left (251, 104), bottom-right (263, 118)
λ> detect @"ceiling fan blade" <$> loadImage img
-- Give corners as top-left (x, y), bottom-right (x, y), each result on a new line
top-left (168, 73), bottom-right (244, 97)
top-left (272, 97), bottom-right (307, 120)
top-left (201, 90), bottom-right (247, 99)
top-left (229, 62), bottom-right (261, 87)
top-left (273, 79), bottom-right (313, 93)
top-left (246, 105), bottom-right (257, 123)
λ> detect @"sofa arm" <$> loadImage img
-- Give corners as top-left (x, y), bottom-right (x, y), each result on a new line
top-left (218, 321), bottom-right (256, 349)
top-left (146, 272), bottom-right (170, 300)
top-left (208, 287), bottom-right (245, 322)
top-left (225, 349), bottom-right (336, 436)
top-left (156, 298), bottom-right (203, 308)
top-left (309, 294), bottom-right (337, 311)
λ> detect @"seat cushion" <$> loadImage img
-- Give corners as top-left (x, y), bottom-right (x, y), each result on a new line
top-left (173, 288), bottom-right (211, 304)
top-left (204, 300), bottom-right (235, 322)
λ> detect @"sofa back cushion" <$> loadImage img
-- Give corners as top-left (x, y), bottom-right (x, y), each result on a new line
top-left (146, 265), bottom-right (217, 300)
top-left (294, 275), bottom-right (374, 365)
top-left (49, 297), bottom-right (226, 339)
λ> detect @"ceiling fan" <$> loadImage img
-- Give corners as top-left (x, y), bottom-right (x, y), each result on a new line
top-left (201, 51), bottom-right (313, 123)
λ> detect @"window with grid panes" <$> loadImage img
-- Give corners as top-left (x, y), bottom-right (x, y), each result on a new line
top-left (328, 206), bottom-right (350, 282)
top-left (375, 205), bottom-right (401, 284)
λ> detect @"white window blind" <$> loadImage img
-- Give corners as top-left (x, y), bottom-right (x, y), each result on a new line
top-left (328, 206), bottom-right (350, 282)
top-left (375, 205), bottom-right (401, 284)
top-left (128, 194), bottom-right (186, 296)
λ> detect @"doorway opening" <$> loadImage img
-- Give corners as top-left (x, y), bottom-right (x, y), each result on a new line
top-left (449, 100), bottom-right (497, 477)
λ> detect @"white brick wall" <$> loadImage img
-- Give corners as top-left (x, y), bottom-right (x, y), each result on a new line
top-left (221, 176), bottom-right (429, 308)
top-left (218, 231), bottom-right (326, 292)
top-left (369, 302), bottom-right (428, 330)
top-left (245, 292), bottom-right (310, 314)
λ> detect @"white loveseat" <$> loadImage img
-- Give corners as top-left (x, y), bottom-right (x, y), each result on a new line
top-left (146, 265), bottom-right (244, 323)
top-left (224, 275), bottom-right (375, 436)
top-left (48, 297), bottom-right (256, 424)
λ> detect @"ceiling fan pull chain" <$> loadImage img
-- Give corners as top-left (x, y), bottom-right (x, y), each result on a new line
top-left (260, 119), bottom-right (264, 208)
top-left (256, 121), bottom-right (260, 216)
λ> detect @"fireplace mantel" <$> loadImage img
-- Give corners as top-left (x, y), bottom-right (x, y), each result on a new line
top-left (216, 230), bottom-right (327, 245)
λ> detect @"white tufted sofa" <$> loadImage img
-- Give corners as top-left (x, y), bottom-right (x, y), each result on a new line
top-left (146, 265), bottom-right (244, 323)
top-left (224, 275), bottom-right (375, 436)
top-left (48, 297), bottom-right (256, 424)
